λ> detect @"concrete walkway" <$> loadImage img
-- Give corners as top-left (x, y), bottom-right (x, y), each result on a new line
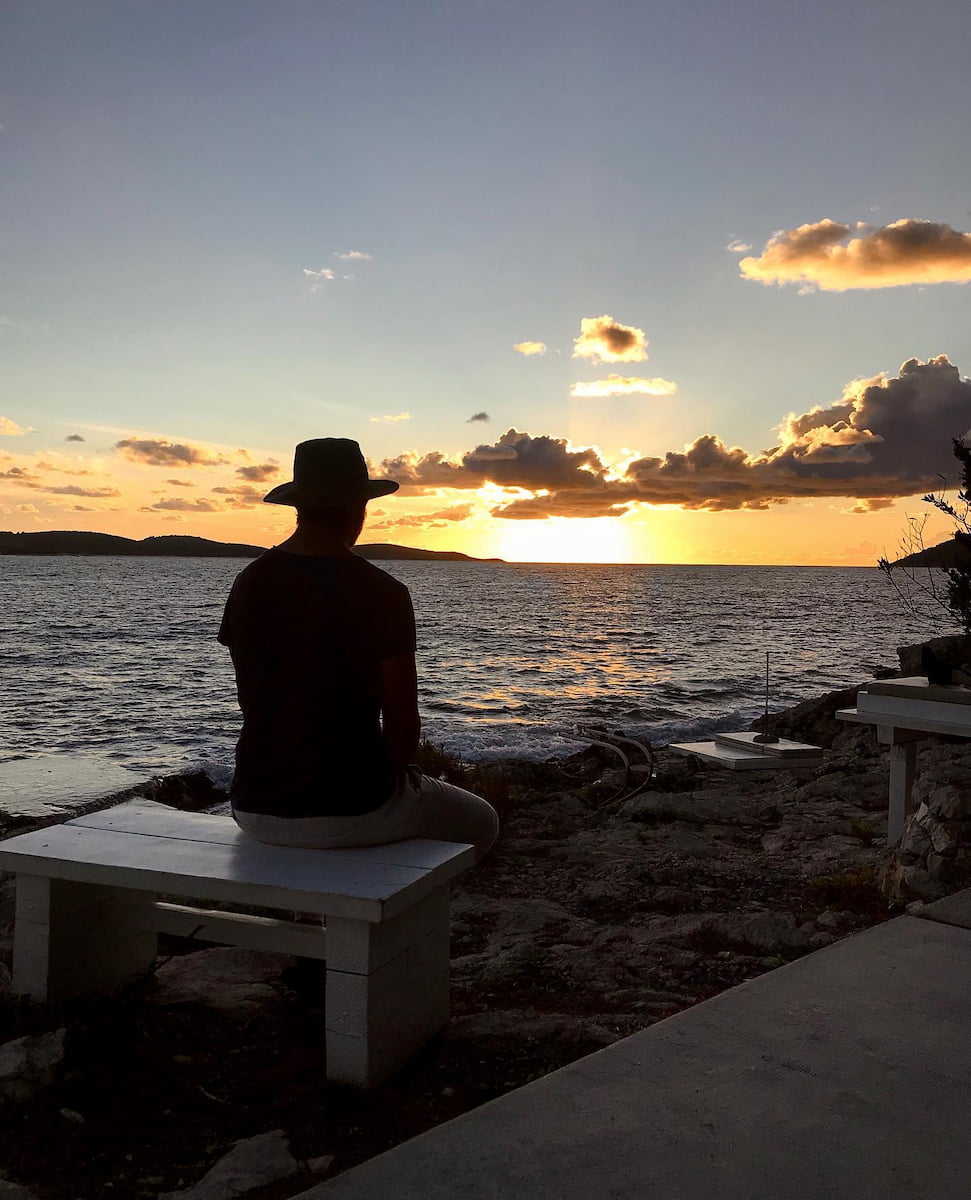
top-left (292, 902), bottom-right (971, 1200)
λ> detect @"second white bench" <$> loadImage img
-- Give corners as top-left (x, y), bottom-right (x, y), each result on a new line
top-left (0, 799), bottom-right (474, 1088)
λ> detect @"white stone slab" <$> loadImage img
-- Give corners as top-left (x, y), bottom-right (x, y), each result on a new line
top-left (836, 707), bottom-right (971, 739)
top-left (669, 742), bottom-right (825, 771)
top-left (0, 754), bottom-right (144, 822)
top-left (68, 801), bottom-right (475, 880)
top-left (0, 825), bottom-right (447, 922)
top-left (857, 691), bottom-right (971, 726)
top-left (866, 677), bottom-right (971, 704)
top-left (714, 731), bottom-right (824, 758)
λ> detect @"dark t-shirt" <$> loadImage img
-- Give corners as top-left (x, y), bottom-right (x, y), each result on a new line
top-left (218, 548), bottom-right (416, 818)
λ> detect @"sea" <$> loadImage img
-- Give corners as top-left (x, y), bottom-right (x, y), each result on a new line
top-left (0, 556), bottom-right (946, 792)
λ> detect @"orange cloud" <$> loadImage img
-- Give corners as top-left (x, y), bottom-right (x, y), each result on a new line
top-left (0, 465), bottom-right (39, 483)
top-left (513, 341), bottom-right (547, 357)
top-left (211, 484), bottom-right (264, 507)
top-left (0, 417), bottom-right (33, 436)
top-left (150, 497), bottom-right (224, 512)
top-left (42, 485), bottom-right (121, 498)
top-left (116, 438), bottom-right (229, 467)
top-left (572, 315), bottom-right (648, 364)
top-left (236, 462), bottom-right (279, 482)
top-left (740, 218), bottom-right (971, 291)
top-left (570, 375), bottom-right (677, 398)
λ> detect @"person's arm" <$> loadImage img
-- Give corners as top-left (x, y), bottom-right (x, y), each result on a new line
top-left (380, 650), bottom-right (421, 769)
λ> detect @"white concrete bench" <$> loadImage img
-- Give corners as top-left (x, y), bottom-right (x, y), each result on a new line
top-left (0, 799), bottom-right (474, 1088)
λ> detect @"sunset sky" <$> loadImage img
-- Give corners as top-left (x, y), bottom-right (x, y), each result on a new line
top-left (4, 0), bottom-right (971, 563)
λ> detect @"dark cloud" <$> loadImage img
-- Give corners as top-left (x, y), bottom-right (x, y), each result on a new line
top-left (741, 218), bottom-right (971, 291)
top-left (42, 485), bottom-right (122, 498)
top-left (380, 429), bottom-right (607, 494)
top-left (500, 356), bottom-right (971, 515)
top-left (0, 465), bottom-right (38, 483)
top-left (165, 478), bottom-right (195, 488)
top-left (115, 438), bottom-right (229, 467)
top-left (65, 434), bottom-right (85, 442)
top-left (467, 412), bottom-right (490, 423)
top-left (211, 484), bottom-right (264, 507)
top-left (150, 497), bottom-right (224, 512)
top-left (236, 462), bottom-right (279, 482)
top-left (380, 356), bottom-right (971, 518)
top-left (572, 315), bottom-right (648, 364)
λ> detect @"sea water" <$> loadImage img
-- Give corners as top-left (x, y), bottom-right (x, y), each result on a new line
top-left (0, 556), bottom-right (945, 789)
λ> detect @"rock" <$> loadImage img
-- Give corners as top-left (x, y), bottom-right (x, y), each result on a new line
top-left (900, 820), bottom-right (932, 860)
top-left (0, 1177), bottom-right (42, 1200)
top-left (59, 1108), bottom-right (85, 1124)
top-left (752, 684), bottom-right (862, 748)
top-left (809, 932), bottom-right (836, 948)
top-left (899, 865), bottom-right (944, 900)
top-left (150, 948), bottom-right (295, 1015)
top-left (160, 1130), bottom-right (301, 1200)
top-left (713, 913), bottom-right (810, 953)
top-left (897, 634), bottom-right (971, 677)
top-left (621, 790), bottom-right (775, 827)
top-left (306, 1156), bottom-right (335, 1175)
top-left (815, 909), bottom-right (855, 930)
top-left (0, 962), bottom-right (11, 995)
top-left (0, 1028), bottom-right (65, 1103)
top-left (930, 822), bottom-right (959, 855)
top-left (658, 912), bottom-right (809, 954)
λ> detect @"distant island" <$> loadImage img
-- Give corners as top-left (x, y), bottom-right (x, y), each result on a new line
top-left (0, 531), bottom-right (503, 563)
top-left (894, 534), bottom-right (971, 569)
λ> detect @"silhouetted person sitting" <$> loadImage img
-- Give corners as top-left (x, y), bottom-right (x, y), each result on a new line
top-left (218, 438), bottom-right (498, 860)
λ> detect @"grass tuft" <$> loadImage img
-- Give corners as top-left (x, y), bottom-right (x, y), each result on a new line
top-left (414, 742), bottom-right (513, 818)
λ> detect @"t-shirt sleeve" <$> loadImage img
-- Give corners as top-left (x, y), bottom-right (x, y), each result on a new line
top-left (378, 583), bottom-right (417, 659)
top-left (217, 583), bottom-right (236, 646)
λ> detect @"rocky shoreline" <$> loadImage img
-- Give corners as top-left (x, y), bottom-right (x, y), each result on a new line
top-left (2, 662), bottom-right (971, 1199)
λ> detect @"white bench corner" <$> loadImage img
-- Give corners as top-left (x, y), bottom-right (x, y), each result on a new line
top-left (0, 799), bottom-right (474, 1088)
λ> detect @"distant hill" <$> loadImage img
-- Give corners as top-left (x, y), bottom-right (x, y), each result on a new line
top-left (0, 530), bottom-right (502, 562)
top-left (356, 542), bottom-right (502, 563)
top-left (894, 534), bottom-right (971, 569)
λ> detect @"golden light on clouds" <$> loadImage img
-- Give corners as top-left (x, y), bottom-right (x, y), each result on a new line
top-left (0, 416), bottom-right (32, 436)
top-left (572, 315), bottom-right (648, 363)
top-left (570, 375), bottom-right (677, 398)
top-left (513, 341), bottom-right (547, 356)
top-left (740, 218), bottom-right (971, 291)
top-left (116, 438), bottom-right (230, 467)
top-left (370, 412), bottom-right (412, 423)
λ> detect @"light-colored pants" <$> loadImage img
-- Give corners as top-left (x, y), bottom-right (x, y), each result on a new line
top-left (232, 767), bottom-right (499, 863)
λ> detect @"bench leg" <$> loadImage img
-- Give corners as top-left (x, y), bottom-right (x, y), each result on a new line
top-left (12, 875), bottom-right (158, 1003)
top-left (887, 741), bottom-right (917, 847)
top-left (324, 886), bottom-right (451, 1088)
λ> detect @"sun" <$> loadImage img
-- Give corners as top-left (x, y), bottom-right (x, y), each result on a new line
top-left (497, 516), bottom-right (635, 564)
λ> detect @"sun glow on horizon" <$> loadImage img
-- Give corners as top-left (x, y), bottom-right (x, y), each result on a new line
top-left (496, 515), bottom-right (641, 564)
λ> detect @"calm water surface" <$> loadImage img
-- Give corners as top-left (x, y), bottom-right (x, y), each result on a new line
top-left (0, 556), bottom-right (946, 782)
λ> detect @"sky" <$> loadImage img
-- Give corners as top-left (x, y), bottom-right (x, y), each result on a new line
top-left (3, 0), bottom-right (971, 564)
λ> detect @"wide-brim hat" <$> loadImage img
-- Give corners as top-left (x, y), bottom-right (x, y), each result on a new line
top-left (263, 438), bottom-right (400, 507)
